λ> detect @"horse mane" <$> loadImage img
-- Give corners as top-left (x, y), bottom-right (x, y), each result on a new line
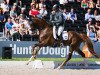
top-left (41, 19), bottom-right (53, 28)
top-left (32, 17), bottom-right (52, 29)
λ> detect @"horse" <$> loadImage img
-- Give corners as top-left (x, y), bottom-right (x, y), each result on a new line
top-left (26, 17), bottom-right (99, 69)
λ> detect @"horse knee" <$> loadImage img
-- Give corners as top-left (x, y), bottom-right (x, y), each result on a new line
top-left (32, 46), bottom-right (40, 56)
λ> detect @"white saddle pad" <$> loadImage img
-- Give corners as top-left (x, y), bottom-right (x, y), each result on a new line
top-left (62, 31), bottom-right (68, 40)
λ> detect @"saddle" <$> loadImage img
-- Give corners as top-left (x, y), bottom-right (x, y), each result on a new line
top-left (53, 31), bottom-right (68, 47)
top-left (62, 31), bottom-right (68, 40)
top-left (55, 31), bottom-right (68, 41)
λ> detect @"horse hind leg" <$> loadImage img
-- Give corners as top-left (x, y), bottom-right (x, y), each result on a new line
top-left (76, 49), bottom-right (88, 68)
top-left (57, 45), bottom-right (74, 69)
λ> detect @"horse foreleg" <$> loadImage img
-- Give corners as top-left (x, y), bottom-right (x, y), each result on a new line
top-left (26, 45), bottom-right (40, 65)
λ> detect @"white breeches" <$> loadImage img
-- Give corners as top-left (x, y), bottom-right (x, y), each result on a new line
top-left (53, 26), bottom-right (64, 39)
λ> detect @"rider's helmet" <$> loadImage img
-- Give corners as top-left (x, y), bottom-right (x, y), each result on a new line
top-left (52, 4), bottom-right (59, 10)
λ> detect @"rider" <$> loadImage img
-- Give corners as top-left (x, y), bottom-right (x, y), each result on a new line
top-left (50, 4), bottom-right (64, 46)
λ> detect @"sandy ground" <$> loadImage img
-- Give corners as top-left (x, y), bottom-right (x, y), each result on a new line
top-left (0, 61), bottom-right (100, 75)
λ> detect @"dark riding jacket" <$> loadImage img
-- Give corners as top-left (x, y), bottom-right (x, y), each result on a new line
top-left (50, 11), bottom-right (64, 27)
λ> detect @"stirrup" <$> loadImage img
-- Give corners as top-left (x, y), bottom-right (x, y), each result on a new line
top-left (60, 43), bottom-right (64, 47)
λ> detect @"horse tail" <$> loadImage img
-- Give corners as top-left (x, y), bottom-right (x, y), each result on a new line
top-left (80, 33), bottom-right (99, 58)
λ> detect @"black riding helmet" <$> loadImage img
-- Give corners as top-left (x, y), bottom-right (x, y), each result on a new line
top-left (52, 4), bottom-right (59, 10)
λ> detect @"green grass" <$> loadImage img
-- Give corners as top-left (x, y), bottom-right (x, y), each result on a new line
top-left (0, 58), bottom-right (100, 62)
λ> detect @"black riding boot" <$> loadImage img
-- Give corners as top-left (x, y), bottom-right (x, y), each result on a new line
top-left (57, 35), bottom-right (64, 47)
top-left (53, 39), bottom-right (58, 47)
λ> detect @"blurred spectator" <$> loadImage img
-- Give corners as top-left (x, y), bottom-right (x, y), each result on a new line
top-left (5, 18), bottom-right (13, 39)
top-left (59, 0), bottom-right (68, 6)
top-left (86, 18), bottom-right (95, 36)
top-left (10, 25), bottom-right (17, 36)
top-left (68, 8), bottom-right (77, 22)
top-left (81, 0), bottom-right (88, 9)
top-left (20, 7), bottom-right (28, 18)
top-left (1, 0), bottom-right (9, 13)
top-left (17, 0), bottom-right (22, 7)
top-left (94, 21), bottom-right (100, 41)
top-left (77, 0), bottom-right (82, 2)
top-left (51, 0), bottom-right (60, 6)
top-left (21, 0), bottom-right (31, 7)
top-left (1, 0), bottom-right (9, 19)
top-left (12, 31), bottom-right (22, 41)
top-left (0, 9), bottom-right (5, 32)
top-left (44, 0), bottom-right (52, 10)
top-left (38, 0), bottom-right (45, 10)
top-left (6, 0), bottom-right (16, 6)
top-left (18, 14), bottom-right (26, 24)
top-left (19, 23), bottom-right (27, 36)
top-left (22, 29), bottom-right (32, 41)
top-left (68, 0), bottom-right (75, 2)
top-left (96, 0), bottom-right (100, 9)
top-left (88, 27), bottom-right (97, 42)
top-left (13, 3), bottom-right (21, 16)
top-left (93, 9), bottom-right (100, 21)
top-left (23, 18), bottom-right (30, 29)
top-left (86, 18), bottom-right (97, 41)
top-left (85, 9), bottom-right (94, 21)
top-left (0, 9), bottom-right (5, 22)
top-left (31, 1), bottom-right (39, 10)
top-left (88, 0), bottom-right (95, 8)
top-left (93, 0), bottom-right (97, 3)
top-left (94, 21), bottom-right (100, 32)
top-left (10, 6), bottom-right (17, 19)
top-left (12, 18), bottom-right (20, 28)
top-left (11, 27), bottom-right (22, 41)
top-left (37, 5), bottom-right (48, 19)
top-left (63, 8), bottom-right (69, 20)
top-left (29, 4), bottom-right (39, 17)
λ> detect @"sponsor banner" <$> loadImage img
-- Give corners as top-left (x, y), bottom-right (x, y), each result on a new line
top-left (64, 61), bottom-right (100, 69)
top-left (0, 41), bottom-right (100, 58)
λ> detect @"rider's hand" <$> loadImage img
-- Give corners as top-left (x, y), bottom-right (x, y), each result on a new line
top-left (51, 11), bottom-right (55, 14)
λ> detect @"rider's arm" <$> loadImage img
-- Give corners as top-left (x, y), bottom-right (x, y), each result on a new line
top-left (52, 15), bottom-right (63, 23)
top-left (50, 14), bottom-right (53, 21)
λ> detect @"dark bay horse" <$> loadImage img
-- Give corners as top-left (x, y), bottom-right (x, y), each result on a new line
top-left (26, 17), bottom-right (99, 69)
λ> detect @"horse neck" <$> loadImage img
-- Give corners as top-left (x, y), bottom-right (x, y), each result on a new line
top-left (38, 20), bottom-right (51, 30)
top-left (38, 22), bottom-right (52, 36)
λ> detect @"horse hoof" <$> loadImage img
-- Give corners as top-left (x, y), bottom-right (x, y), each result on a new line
top-left (56, 66), bottom-right (60, 69)
top-left (83, 67), bottom-right (88, 69)
top-left (83, 65), bottom-right (88, 69)
top-left (26, 62), bottom-right (29, 65)
top-left (56, 66), bottom-right (64, 69)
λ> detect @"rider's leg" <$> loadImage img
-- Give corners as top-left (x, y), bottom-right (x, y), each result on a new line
top-left (53, 26), bottom-right (58, 47)
top-left (57, 26), bottom-right (64, 46)
top-left (57, 26), bottom-right (64, 39)
top-left (53, 26), bottom-right (57, 39)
